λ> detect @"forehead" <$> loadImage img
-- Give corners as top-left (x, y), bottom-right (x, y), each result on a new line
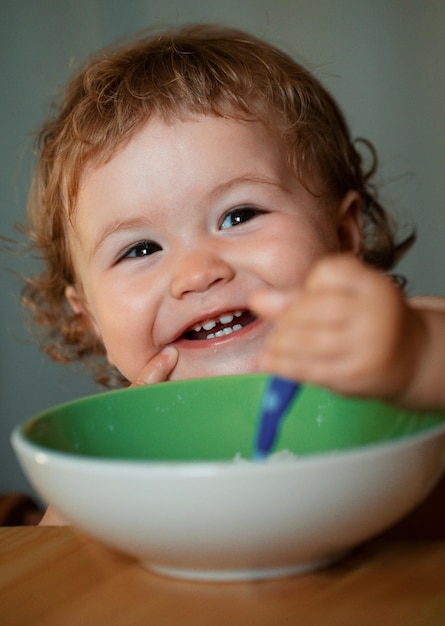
top-left (75, 114), bottom-right (295, 208)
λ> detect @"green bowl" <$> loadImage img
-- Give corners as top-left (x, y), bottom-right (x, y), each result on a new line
top-left (12, 374), bottom-right (445, 582)
top-left (19, 374), bottom-right (445, 461)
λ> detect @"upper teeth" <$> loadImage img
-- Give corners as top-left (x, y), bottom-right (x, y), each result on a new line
top-left (192, 311), bottom-right (243, 334)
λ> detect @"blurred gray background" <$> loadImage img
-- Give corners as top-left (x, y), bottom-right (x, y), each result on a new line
top-left (1, 0), bottom-right (444, 501)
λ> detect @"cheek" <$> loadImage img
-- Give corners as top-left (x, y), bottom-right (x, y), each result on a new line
top-left (85, 283), bottom-right (158, 377)
top-left (261, 225), bottom-right (337, 290)
top-left (102, 323), bottom-right (155, 383)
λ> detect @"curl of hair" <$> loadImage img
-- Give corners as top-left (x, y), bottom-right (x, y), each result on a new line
top-left (21, 24), bottom-right (414, 387)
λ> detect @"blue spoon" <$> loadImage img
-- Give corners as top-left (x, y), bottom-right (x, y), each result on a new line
top-left (254, 376), bottom-right (301, 460)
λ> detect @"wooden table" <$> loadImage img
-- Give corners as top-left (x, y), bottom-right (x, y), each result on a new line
top-left (0, 529), bottom-right (444, 625)
top-left (1, 479), bottom-right (445, 626)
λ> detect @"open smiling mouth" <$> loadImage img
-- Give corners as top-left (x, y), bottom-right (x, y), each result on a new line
top-left (182, 310), bottom-right (256, 341)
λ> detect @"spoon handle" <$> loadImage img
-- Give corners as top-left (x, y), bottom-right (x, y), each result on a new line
top-left (254, 377), bottom-right (300, 459)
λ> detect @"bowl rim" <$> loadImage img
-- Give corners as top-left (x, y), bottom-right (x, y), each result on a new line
top-left (11, 416), bottom-right (445, 477)
top-left (11, 373), bottom-right (445, 473)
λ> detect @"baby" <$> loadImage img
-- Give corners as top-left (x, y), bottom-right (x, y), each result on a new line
top-left (20, 24), bottom-right (445, 481)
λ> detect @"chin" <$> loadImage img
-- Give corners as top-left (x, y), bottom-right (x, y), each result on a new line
top-left (169, 353), bottom-right (260, 382)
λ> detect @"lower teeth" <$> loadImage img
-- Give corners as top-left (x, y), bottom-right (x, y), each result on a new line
top-left (207, 323), bottom-right (243, 340)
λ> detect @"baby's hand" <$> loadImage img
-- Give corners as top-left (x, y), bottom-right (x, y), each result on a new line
top-left (131, 346), bottom-right (179, 387)
top-left (250, 255), bottom-right (423, 402)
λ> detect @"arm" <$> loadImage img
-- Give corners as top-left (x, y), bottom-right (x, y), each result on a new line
top-left (39, 506), bottom-right (69, 526)
top-left (250, 254), bottom-right (445, 410)
top-left (402, 298), bottom-right (445, 408)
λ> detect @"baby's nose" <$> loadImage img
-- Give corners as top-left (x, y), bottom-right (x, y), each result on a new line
top-left (170, 249), bottom-right (235, 299)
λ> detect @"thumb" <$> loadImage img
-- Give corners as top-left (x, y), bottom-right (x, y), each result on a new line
top-left (304, 254), bottom-right (364, 293)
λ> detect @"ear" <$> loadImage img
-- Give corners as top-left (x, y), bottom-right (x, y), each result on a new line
top-left (65, 285), bottom-right (103, 341)
top-left (336, 190), bottom-right (363, 256)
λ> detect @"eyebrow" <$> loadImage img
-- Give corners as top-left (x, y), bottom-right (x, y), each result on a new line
top-left (208, 174), bottom-right (292, 200)
top-left (89, 216), bottom-right (153, 260)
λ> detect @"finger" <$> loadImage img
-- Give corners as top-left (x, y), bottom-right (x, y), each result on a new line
top-left (132, 346), bottom-right (179, 387)
top-left (249, 288), bottom-right (294, 319)
top-left (304, 254), bottom-right (367, 294)
top-left (267, 289), bottom-right (356, 337)
top-left (258, 344), bottom-right (346, 386)
top-left (261, 324), bottom-right (349, 374)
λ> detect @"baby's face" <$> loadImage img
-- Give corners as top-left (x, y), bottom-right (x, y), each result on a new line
top-left (67, 114), bottom-right (359, 383)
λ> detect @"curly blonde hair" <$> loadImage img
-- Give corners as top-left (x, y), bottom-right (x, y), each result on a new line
top-left (21, 24), bottom-right (414, 387)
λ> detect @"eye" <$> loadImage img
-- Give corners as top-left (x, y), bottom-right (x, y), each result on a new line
top-left (219, 205), bottom-right (265, 230)
top-left (119, 240), bottom-right (162, 261)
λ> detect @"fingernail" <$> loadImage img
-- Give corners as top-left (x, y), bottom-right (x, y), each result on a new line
top-left (160, 346), bottom-right (178, 359)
